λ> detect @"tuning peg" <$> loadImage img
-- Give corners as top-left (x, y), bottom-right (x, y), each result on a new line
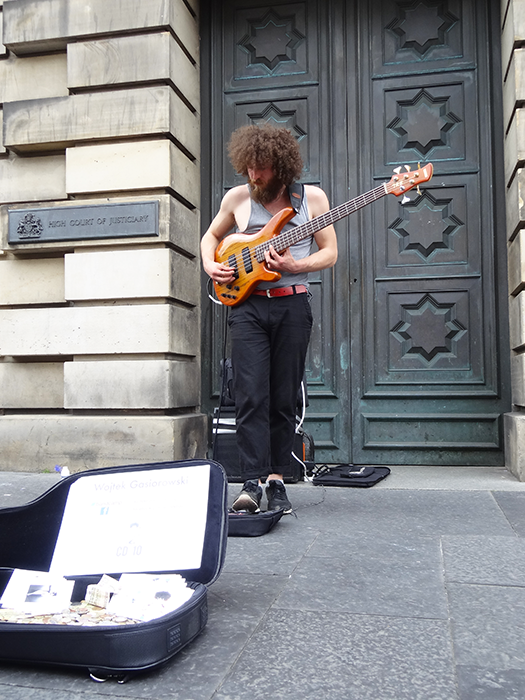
top-left (393, 167), bottom-right (402, 174)
top-left (404, 164), bottom-right (412, 171)
top-left (417, 185), bottom-right (421, 195)
top-left (402, 195), bottom-right (411, 204)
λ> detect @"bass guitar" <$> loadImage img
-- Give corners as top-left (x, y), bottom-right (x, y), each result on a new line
top-left (214, 163), bottom-right (433, 307)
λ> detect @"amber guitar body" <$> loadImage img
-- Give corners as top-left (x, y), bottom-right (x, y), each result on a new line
top-left (214, 208), bottom-right (296, 305)
top-left (213, 163), bottom-right (434, 306)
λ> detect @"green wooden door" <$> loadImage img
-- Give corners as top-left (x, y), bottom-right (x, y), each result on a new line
top-left (200, 0), bottom-right (510, 466)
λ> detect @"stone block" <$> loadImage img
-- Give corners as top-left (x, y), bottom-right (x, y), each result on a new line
top-left (185, 0), bottom-right (198, 17)
top-left (0, 257), bottom-right (64, 305)
top-left (166, 193), bottom-right (200, 257)
top-left (4, 86), bottom-right (199, 159)
top-left (0, 109), bottom-right (6, 156)
top-left (0, 304), bottom-right (198, 357)
top-left (0, 361), bottom-right (63, 408)
top-left (64, 359), bottom-right (199, 409)
top-left (64, 248), bottom-right (198, 306)
top-left (505, 411), bottom-right (525, 481)
top-left (506, 167), bottom-right (525, 239)
top-left (1, 194), bottom-right (199, 256)
top-left (0, 413), bottom-right (208, 472)
top-left (502, 49), bottom-right (525, 131)
top-left (0, 12), bottom-right (6, 57)
top-left (65, 140), bottom-right (199, 207)
top-left (0, 53), bottom-right (67, 104)
top-left (67, 33), bottom-right (199, 111)
top-left (502, 0), bottom-right (525, 77)
top-left (504, 53), bottom-right (516, 133)
top-left (509, 230), bottom-right (525, 295)
top-left (509, 292), bottom-right (525, 351)
top-left (3, 0), bottom-right (199, 63)
top-left (502, 0), bottom-right (510, 28)
top-left (505, 109), bottom-right (525, 186)
top-left (0, 153), bottom-right (66, 205)
top-left (511, 352), bottom-right (525, 406)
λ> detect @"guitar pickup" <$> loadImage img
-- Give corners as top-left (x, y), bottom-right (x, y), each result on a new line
top-left (241, 247), bottom-right (253, 274)
top-left (228, 254), bottom-right (239, 279)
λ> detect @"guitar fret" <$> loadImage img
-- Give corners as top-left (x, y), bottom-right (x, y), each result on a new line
top-left (255, 184), bottom-right (386, 257)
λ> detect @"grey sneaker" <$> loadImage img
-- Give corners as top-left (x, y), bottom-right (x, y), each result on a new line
top-left (266, 479), bottom-right (292, 513)
top-left (232, 479), bottom-right (262, 513)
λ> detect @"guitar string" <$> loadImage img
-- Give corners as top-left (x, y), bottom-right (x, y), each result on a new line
top-left (217, 164), bottom-right (432, 287)
top-left (253, 184), bottom-right (389, 263)
top-left (224, 182), bottom-right (392, 272)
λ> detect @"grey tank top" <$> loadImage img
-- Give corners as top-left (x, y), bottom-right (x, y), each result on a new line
top-left (241, 185), bottom-right (313, 290)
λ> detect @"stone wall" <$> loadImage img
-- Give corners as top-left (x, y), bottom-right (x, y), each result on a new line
top-left (0, 0), bottom-right (206, 472)
top-left (503, 0), bottom-right (525, 479)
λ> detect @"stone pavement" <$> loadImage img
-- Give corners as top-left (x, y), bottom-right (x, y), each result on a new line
top-left (1, 466), bottom-right (525, 699)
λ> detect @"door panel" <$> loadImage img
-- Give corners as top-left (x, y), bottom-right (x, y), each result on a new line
top-left (223, 2), bottom-right (318, 90)
top-left (200, 0), bottom-right (509, 466)
top-left (223, 86), bottom-right (322, 187)
top-left (370, 0), bottom-right (475, 76)
top-left (375, 74), bottom-right (479, 175)
top-left (353, 0), bottom-right (508, 464)
top-left (202, 0), bottom-right (349, 461)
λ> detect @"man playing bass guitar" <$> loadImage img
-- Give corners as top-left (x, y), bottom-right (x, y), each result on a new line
top-left (201, 124), bottom-right (337, 514)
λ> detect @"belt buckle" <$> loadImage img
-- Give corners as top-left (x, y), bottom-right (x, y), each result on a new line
top-left (266, 289), bottom-right (272, 298)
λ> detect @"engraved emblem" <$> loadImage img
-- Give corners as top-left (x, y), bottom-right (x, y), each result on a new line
top-left (17, 213), bottom-right (44, 239)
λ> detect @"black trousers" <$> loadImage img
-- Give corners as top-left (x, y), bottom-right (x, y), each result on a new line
top-left (228, 291), bottom-right (313, 480)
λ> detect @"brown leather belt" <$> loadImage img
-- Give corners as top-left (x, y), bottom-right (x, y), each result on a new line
top-left (252, 284), bottom-right (307, 298)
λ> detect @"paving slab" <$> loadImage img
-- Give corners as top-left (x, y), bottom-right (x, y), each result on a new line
top-left (443, 535), bottom-right (525, 585)
top-left (448, 582), bottom-right (525, 670)
top-left (492, 491), bottom-right (525, 537)
top-left (289, 487), bottom-right (516, 537)
top-left (456, 665), bottom-right (525, 699)
top-left (213, 609), bottom-right (458, 700)
top-left (0, 472), bottom-right (61, 507)
top-left (275, 532), bottom-right (448, 619)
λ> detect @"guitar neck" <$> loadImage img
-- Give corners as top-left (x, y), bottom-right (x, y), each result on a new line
top-left (257, 182), bottom-right (388, 256)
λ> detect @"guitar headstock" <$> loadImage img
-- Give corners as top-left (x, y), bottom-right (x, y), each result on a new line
top-left (386, 163), bottom-right (433, 198)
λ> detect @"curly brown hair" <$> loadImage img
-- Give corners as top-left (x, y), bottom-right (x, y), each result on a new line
top-left (227, 124), bottom-right (303, 186)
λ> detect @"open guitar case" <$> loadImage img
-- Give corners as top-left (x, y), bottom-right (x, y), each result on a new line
top-left (0, 459), bottom-right (228, 682)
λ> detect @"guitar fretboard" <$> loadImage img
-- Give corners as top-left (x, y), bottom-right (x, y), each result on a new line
top-left (254, 183), bottom-right (389, 262)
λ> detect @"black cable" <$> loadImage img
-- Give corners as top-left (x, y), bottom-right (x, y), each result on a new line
top-left (212, 303), bottom-right (230, 462)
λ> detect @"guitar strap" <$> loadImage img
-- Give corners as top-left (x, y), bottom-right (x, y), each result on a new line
top-left (288, 182), bottom-right (304, 214)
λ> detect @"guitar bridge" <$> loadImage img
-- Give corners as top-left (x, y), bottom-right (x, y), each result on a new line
top-left (241, 247), bottom-right (253, 274)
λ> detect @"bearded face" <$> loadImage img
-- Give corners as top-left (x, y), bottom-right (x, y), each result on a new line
top-left (248, 172), bottom-right (285, 205)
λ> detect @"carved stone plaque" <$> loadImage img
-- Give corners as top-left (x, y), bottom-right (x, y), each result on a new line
top-left (8, 201), bottom-right (159, 244)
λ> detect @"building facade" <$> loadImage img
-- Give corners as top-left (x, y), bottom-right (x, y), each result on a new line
top-left (1, 0), bottom-right (525, 478)
top-left (0, 0), bottom-right (205, 471)
top-left (503, 0), bottom-right (525, 479)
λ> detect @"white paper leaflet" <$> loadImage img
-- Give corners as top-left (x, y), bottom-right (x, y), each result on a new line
top-left (49, 464), bottom-right (210, 576)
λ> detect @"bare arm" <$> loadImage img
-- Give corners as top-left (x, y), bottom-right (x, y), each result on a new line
top-left (201, 187), bottom-right (246, 283)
